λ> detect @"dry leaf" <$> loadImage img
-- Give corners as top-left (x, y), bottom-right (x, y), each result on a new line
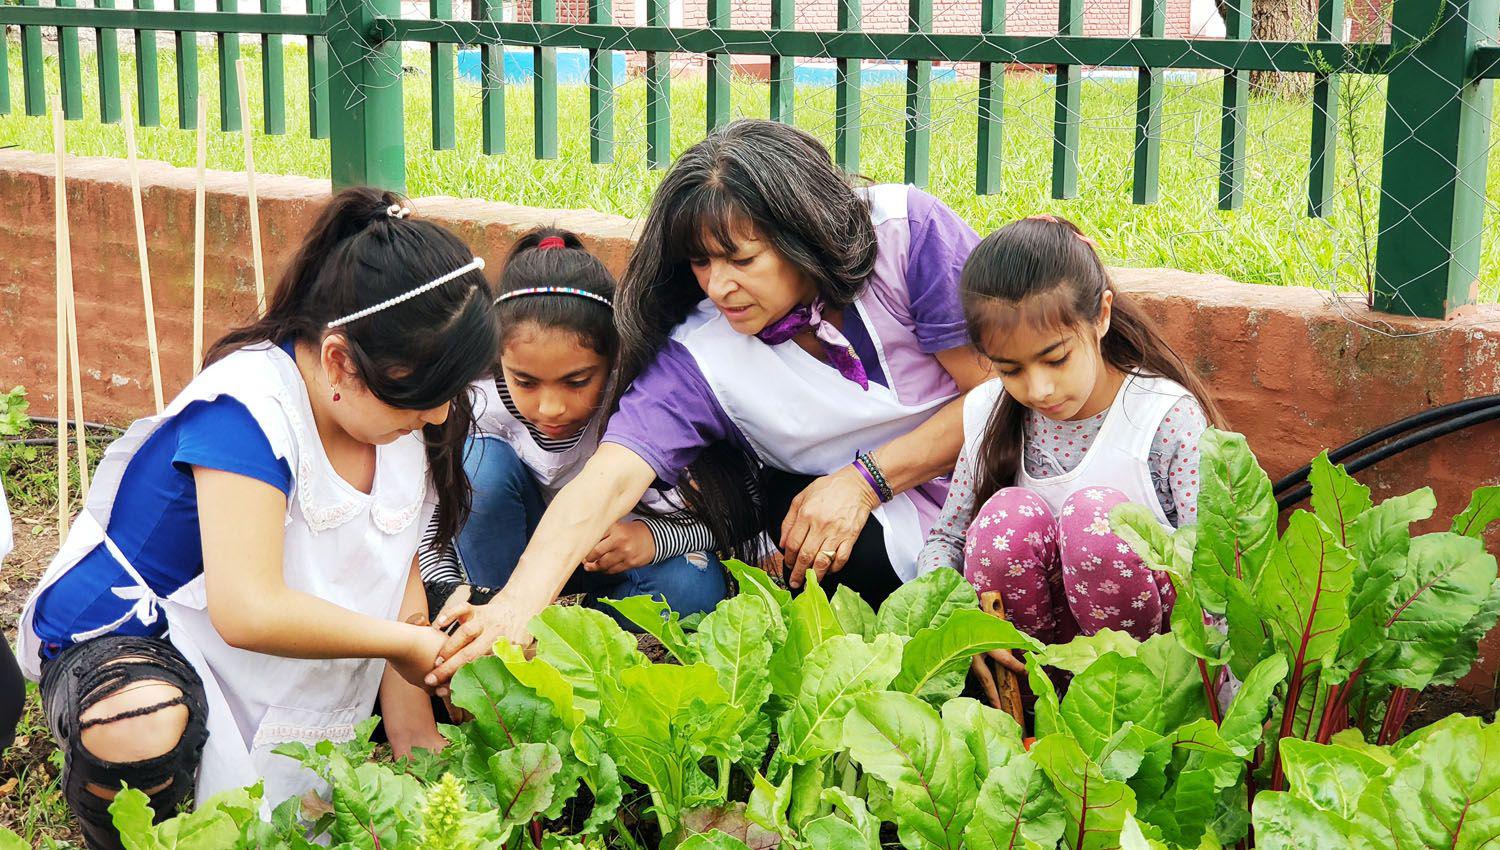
top-left (0, 778), bottom-right (17, 797)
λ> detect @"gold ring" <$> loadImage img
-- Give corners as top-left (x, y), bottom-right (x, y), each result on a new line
top-left (818, 550), bottom-right (837, 561)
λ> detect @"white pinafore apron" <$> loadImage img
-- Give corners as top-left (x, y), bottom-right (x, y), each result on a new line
top-left (671, 183), bottom-right (964, 582)
top-left (471, 377), bottom-right (683, 520)
top-left (17, 344), bottom-right (433, 807)
top-left (959, 372), bottom-right (1190, 526)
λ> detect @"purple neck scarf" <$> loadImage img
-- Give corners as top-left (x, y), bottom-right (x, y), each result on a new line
top-left (755, 298), bottom-right (869, 390)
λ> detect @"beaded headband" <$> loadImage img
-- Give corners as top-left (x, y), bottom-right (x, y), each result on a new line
top-left (495, 286), bottom-right (613, 309)
top-left (325, 257), bottom-right (487, 329)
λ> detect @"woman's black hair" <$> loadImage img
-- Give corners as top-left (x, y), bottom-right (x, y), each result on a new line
top-left (205, 187), bottom-right (498, 549)
top-left (609, 119), bottom-right (877, 561)
top-left (961, 215), bottom-right (1226, 508)
top-left (494, 227), bottom-right (617, 361)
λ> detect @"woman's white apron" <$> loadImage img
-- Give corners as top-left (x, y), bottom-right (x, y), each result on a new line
top-left (673, 307), bottom-right (955, 581)
top-left (17, 344), bottom-right (433, 807)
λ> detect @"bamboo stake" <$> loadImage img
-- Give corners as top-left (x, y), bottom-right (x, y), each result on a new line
top-left (191, 93), bottom-right (208, 374)
top-left (55, 110), bottom-right (89, 502)
top-left (123, 94), bottom-right (164, 414)
top-left (234, 60), bottom-right (266, 316)
top-left (52, 99), bottom-right (70, 538)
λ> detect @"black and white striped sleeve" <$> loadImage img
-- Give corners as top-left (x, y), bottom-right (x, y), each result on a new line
top-left (638, 513), bottom-right (720, 562)
top-left (417, 511), bottom-right (465, 585)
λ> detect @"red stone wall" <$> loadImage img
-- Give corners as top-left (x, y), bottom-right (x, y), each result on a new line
top-left (3, 148), bottom-right (1498, 698)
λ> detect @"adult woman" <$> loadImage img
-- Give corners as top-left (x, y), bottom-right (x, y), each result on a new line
top-left (429, 120), bottom-right (989, 684)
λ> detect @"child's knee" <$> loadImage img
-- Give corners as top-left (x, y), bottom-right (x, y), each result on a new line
top-left (78, 679), bottom-right (190, 771)
top-left (463, 435), bottom-right (531, 496)
top-left (976, 487), bottom-right (1054, 524)
top-left (966, 488), bottom-right (1057, 563)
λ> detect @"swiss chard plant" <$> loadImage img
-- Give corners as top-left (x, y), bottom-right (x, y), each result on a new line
top-left (105, 429), bottom-right (1500, 849)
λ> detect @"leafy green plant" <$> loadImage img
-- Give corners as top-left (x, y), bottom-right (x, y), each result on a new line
top-left (106, 429), bottom-right (1500, 849)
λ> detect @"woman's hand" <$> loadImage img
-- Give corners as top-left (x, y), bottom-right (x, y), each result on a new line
top-left (425, 590), bottom-right (541, 693)
top-left (584, 520), bottom-right (657, 575)
top-left (780, 465), bottom-right (881, 589)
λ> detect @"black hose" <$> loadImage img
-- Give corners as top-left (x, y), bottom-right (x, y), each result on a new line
top-left (30, 416), bottom-right (125, 435)
top-left (1272, 395), bottom-right (1500, 496)
top-left (1276, 403), bottom-right (1500, 511)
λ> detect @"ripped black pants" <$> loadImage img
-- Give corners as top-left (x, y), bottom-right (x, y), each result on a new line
top-left (40, 635), bottom-right (209, 850)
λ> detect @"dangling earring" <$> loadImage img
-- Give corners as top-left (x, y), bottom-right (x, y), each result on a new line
top-left (332, 391), bottom-right (341, 402)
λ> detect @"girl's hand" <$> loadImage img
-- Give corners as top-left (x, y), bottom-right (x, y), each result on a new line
top-left (387, 722), bottom-right (449, 760)
top-left (426, 591), bottom-right (540, 693)
top-left (391, 625), bottom-right (448, 690)
top-left (584, 520), bottom-right (657, 575)
top-left (780, 465), bottom-right (881, 589)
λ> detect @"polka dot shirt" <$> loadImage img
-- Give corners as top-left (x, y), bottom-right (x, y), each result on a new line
top-left (917, 395), bottom-right (1208, 575)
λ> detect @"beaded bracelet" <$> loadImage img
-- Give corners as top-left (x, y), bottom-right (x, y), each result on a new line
top-left (854, 451), bottom-right (894, 503)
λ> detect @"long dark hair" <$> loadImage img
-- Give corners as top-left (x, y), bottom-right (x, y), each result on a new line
top-left (495, 227), bottom-right (617, 360)
top-left (962, 215), bottom-right (1226, 507)
top-left (205, 187), bottom-right (498, 548)
top-left (611, 119), bottom-right (878, 561)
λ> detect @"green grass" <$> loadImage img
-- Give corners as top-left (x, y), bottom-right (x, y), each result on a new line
top-left (3, 38), bottom-right (1500, 301)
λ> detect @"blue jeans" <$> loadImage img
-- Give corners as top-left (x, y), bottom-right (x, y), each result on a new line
top-left (455, 435), bottom-right (727, 625)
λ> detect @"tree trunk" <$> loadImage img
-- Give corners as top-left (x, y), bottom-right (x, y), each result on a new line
top-left (1217, 0), bottom-right (1320, 98)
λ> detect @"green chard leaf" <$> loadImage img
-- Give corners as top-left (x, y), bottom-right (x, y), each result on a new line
top-left (1193, 429), bottom-right (1279, 603)
top-left (1253, 511), bottom-right (1355, 677)
top-left (894, 608), bottom-right (1041, 703)
top-left (830, 584), bottom-right (878, 641)
top-left (530, 605), bottom-right (646, 719)
top-left (722, 559), bottom-right (792, 646)
top-left (1452, 485), bottom-right (1500, 540)
top-left (690, 593), bottom-right (776, 719)
top-left (964, 751), bottom-right (1066, 850)
top-left (605, 595), bottom-right (702, 664)
top-left (842, 692), bottom-right (978, 850)
top-left (1030, 733), bottom-right (1138, 850)
top-left (1308, 452), bottom-right (1372, 549)
top-left (1364, 532), bottom-right (1498, 690)
top-left (874, 566), bottom-right (976, 638)
top-left (779, 633), bottom-right (903, 763)
top-left (768, 572), bottom-right (843, 700)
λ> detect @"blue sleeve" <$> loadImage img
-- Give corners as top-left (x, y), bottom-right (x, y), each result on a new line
top-left (904, 189), bottom-right (981, 354)
top-left (171, 397), bottom-right (293, 495)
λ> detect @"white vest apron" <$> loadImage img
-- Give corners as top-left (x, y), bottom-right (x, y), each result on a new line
top-left (471, 377), bottom-right (602, 503)
top-left (17, 344), bottom-right (433, 807)
top-left (960, 373), bottom-right (1189, 526)
top-left (673, 298), bottom-right (956, 581)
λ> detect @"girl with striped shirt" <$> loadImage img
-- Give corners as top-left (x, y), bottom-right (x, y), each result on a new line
top-left (420, 228), bottom-right (727, 624)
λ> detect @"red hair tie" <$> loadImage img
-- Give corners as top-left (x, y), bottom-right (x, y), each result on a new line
top-left (537, 236), bottom-right (567, 250)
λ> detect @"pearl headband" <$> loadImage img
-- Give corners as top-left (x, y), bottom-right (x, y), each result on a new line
top-left (326, 257), bottom-right (487, 329)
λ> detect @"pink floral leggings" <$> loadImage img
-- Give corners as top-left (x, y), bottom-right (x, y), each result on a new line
top-left (963, 487), bottom-right (1176, 643)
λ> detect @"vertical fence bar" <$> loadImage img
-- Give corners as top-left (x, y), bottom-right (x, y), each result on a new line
top-left (533, 0), bottom-right (557, 158)
top-left (58, 0), bottom-right (84, 119)
top-left (1050, 0), bottom-right (1080, 199)
top-left (263, 0), bottom-right (286, 134)
top-left (834, 0), bottom-right (860, 173)
top-left (769, 0), bottom-right (793, 123)
top-left (327, 0), bottom-right (406, 190)
top-left (20, 0), bottom-right (45, 116)
top-left (1131, 0), bottom-right (1163, 204)
top-left (175, 0), bottom-right (199, 129)
top-left (217, 0), bottom-right (241, 132)
top-left (1372, 0), bottom-right (1497, 318)
top-left (1217, 0), bottom-right (1248, 210)
top-left (1306, 0), bottom-right (1342, 217)
top-left (706, 0), bottom-right (730, 132)
top-left (307, 0), bottom-right (330, 138)
top-left (133, 0), bottom-right (161, 126)
top-left (429, 0), bottom-right (456, 149)
top-left (974, 0), bottom-right (1004, 195)
top-left (478, 0), bottom-right (505, 154)
top-left (0, 28), bottom-right (8, 115)
top-left (588, 0), bottom-right (614, 162)
top-left (902, 0), bottom-right (931, 187)
top-left (645, 0), bottom-right (670, 168)
top-left (95, 0), bottom-right (123, 123)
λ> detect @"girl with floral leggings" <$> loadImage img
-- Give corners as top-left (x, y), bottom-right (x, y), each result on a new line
top-left (917, 215), bottom-right (1223, 668)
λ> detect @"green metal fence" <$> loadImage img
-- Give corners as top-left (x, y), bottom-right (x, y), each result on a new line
top-left (2, 0), bottom-right (1499, 319)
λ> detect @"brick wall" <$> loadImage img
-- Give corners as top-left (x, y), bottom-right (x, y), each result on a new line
top-left (3, 149), bottom-right (1499, 696)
